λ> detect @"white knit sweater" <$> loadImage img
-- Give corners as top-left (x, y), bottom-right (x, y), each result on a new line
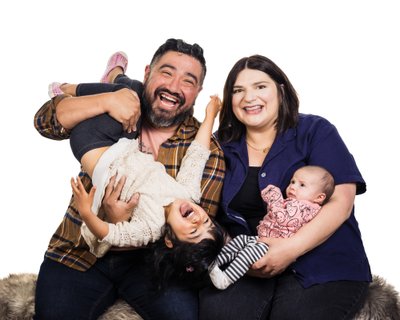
top-left (81, 138), bottom-right (210, 257)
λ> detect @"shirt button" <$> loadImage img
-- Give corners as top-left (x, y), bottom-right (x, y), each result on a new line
top-left (261, 172), bottom-right (266, 178)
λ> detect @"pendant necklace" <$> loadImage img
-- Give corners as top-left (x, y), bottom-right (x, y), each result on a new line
top-left (246, 140), bottom-right (271, 153)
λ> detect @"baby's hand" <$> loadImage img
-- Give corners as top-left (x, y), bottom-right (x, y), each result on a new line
top-left (205, 95), bottom-right (222, 120)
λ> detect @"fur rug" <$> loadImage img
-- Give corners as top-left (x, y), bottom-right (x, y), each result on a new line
top-left (0, 273), bottom-right (141, 320)
top-left (0, 273), bottom-right (399, 319)
top-left (355, 275), bottom-right (400, 320)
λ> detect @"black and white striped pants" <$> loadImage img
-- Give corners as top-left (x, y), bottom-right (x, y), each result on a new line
top-left (209, 234), bottom-right (269, 290)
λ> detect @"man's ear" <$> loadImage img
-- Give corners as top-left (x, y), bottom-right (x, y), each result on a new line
top-left (164, 236), bottom-right (173, 248)
top-left (143, 65), bottom-right (151, 82)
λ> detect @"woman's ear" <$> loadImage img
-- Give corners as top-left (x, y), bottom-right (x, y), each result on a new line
top-left (164, 236), bottom-right (173, 248)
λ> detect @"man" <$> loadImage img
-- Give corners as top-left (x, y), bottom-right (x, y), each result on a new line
top-left (33, 39), bottom-right (225, 320)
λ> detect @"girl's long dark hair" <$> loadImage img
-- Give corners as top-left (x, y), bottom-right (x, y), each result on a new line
top-left (151, 220), bottom-right (226, 290)
top-left (218, 55), bottom-right (299, 143)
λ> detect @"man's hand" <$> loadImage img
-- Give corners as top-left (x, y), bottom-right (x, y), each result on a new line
top-left (102, 175), bottom-right (140, 224)
top-left (107, 88), bottom-right (141, 133)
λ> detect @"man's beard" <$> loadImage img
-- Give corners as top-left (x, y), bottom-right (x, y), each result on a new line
top-left (142, 87), bottom-right (194, 128)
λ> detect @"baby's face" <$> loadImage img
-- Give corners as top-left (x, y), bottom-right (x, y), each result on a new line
top-left (286, 169), bottom-right (323, 202)
top-left (165, 199), bottom-right (215, 243)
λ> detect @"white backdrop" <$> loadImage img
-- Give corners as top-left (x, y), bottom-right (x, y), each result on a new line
top-left (1, 0), bottom-right (399, 292)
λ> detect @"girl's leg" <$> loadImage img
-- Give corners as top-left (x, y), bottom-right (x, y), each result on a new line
top-left (76, 83), bottom-right (131, 96)
top-left (51, 75), bottom-right (143, 98)
top-left (114, 74), bottom-right (143, 94)
top-left (49, 82), bottom-right (131, 98)
top-left (70, 113), bottom-right (123, 162)
top-left (69, 82), bottom-right (139, 162)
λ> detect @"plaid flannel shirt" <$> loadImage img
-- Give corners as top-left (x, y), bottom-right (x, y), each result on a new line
top-left (34, 96), bottom-right (225, 271)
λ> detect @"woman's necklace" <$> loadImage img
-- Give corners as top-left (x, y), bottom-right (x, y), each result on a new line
top-left (246, 140), bottom-right (271, 153)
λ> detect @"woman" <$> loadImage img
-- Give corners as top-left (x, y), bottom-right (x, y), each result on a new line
top-left (200, 55), bottom-right (371, 319)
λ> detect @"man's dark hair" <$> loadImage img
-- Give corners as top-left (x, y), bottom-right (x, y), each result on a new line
top-left (150, 38), bottom-right (207, 85)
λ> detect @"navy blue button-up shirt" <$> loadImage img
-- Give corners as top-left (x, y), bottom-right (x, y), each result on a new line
top-left (218, 113), bottom-right (371, 287)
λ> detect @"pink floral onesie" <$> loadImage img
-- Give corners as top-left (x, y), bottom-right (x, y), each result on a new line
top-left (257, 185), bottom-right (321, 238)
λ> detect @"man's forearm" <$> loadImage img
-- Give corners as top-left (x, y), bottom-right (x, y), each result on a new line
top-left (56, 93), bottom-right (111, 129)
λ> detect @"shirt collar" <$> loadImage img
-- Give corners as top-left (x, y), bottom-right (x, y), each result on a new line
top-left (168, 116), bottom-right (200, 141)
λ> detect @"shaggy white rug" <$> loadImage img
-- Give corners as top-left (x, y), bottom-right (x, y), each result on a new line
top-left (1, 273), bottom-right (399, 319)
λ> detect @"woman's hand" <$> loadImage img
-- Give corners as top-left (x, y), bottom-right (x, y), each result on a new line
top-left (102, 175), bottom-right (140, 223)
top-left (248, 237), bottom-right (298, 278)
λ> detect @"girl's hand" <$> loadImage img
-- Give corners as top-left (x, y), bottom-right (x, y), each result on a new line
top-left (205, 95), bottom-right (222, 120)
top-left (70, 176), bottom-right (96, 218)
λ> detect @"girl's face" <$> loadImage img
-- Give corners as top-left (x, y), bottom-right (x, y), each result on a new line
top-left (231, 68), bottom-right (280, 130)
top-left (165, 199), bottom-right (214, 243)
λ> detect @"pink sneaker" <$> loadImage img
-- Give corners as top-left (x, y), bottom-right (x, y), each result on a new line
top-left (48, 82), bottom-right (64, 98)
top-left (100, 51), bottom-right (128, 83)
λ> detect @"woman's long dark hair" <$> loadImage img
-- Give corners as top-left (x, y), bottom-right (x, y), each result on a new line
top-left (218, 55), bottom-right (299, 143)
top-left (151, 220), bottom-right (226, 290)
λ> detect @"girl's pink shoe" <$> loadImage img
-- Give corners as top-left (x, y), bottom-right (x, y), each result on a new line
top-left (48, 82), bottom-right (63, 98)
top-left (100, 51), bottom-right (128, 83)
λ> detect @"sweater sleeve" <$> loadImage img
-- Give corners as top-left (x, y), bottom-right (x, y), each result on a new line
top-left (101, 205), bottom-right (165, 248)
top-left (175, 140), bottom-right (211, 203)
top-left (82, 212), bottom-right (165, 258)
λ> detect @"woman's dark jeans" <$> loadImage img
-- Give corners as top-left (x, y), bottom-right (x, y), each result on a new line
top-left (199, 271), bottom-right (369, 320)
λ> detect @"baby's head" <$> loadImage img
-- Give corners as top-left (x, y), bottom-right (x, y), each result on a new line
top-left (152, 199), bottom-right (226, 289)
top-left (286, 166), bottom-right (335, 205)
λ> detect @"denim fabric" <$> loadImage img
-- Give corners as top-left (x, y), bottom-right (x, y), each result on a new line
top-left (35, 251), bottom-right (198, 320)
top-left (199, 271), bottom-right (369, 320)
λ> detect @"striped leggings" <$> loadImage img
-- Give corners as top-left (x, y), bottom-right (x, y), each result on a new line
top-left (209, 234), bottom-right (269, 290)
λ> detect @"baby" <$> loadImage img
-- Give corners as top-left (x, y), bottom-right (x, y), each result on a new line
top-left (210, 165), bottom-right (335, 289)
